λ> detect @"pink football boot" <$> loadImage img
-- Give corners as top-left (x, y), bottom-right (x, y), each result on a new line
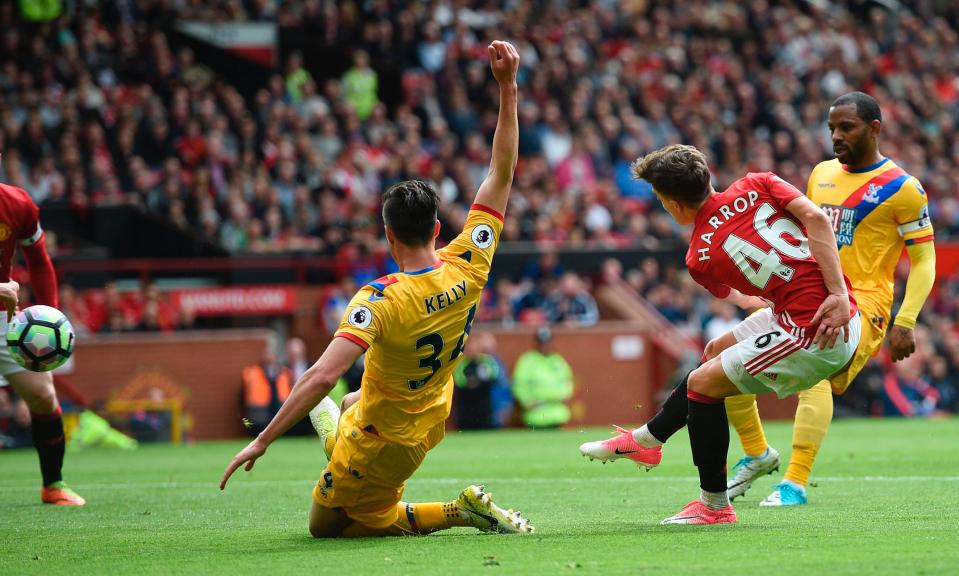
top-left (578, 426), bottom-right (663, 470)
top-left (660, 500), bottom-right (737, 525)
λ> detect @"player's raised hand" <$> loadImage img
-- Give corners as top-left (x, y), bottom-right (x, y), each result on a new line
top-left (0, 280), bottom-right (19, 322)
top-left (811, 293), bottom-right (851, 349)
top-left (220, 437), bottom-right (268, 490)
top-left (488, 40), bottom-right (520, 86)
top-left (888, 325), bottom-right (916, 362)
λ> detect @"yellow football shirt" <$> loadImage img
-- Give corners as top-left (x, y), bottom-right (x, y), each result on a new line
top-left (807, 157), bottom-right (933, 310)
top-left (334, 204), bottom-right (504, 446)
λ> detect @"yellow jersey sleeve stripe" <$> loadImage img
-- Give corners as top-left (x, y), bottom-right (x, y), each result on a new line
top-left (335, 332), bottom-right (370, 350)
top-left (470, 203), bottom-right (504, 222)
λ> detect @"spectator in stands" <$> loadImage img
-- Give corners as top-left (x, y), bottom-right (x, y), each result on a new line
top-left (284, 51), bottom-right (313, 104)
top-left (452, 332), bottom-right (500, 430)
top-left (174, 306), bottom-right (196, 331)
top-left (512, 327), bottom-right (574, 429)
top-left (927, 354), bottom-right (958, 413)
top-left (323, 276), bottom-right (357, 334)
top-left (134, 299), bottom-right (164, 332)
top-left (341, 49), bottom-right (377, 120)
top-left (512, 276), bottom-right (552, 325)
top-left (881, 355), bottom-right (942, 418)
top-left (473, 331), bottom-right (514, 428)
top-left (544, 272), bottom-right (599, 327)
top-left (286, 337), bottom-right (309, 382)
top-left (58, 283), bottom-right (91, 336)
top-left (703, 301), bottom-right (742, 343)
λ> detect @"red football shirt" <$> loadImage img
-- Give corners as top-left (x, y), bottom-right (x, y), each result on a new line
top-left (686, 172), bottom-right (856, 335)
top-left (0, 183), bottom-right (44, 282)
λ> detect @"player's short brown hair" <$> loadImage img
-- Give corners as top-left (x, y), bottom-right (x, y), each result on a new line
top-left (382, 179), bottom-right (439, 246)
top-left (630, 144), bottom-right (711, 206)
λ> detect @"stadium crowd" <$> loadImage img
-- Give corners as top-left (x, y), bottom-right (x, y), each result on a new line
top-left (1, 1), bottom-right (959, 416)
top-left (3, 1), bottom-right (959, 254)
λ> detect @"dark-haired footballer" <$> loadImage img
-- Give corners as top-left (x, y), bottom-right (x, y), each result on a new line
top-left (579, 144), bottom-right (859, 525)
top-left (724, 91), bottom-right (937, 507)
top-left (221, 41), bottom-right (533, 537)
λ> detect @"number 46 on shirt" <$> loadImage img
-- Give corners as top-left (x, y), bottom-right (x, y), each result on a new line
top-left (722, 203), bottom-right (811, 289)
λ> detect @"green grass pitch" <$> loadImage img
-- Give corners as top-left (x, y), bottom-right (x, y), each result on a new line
top-left (2, 418), bottom-right (958, 575)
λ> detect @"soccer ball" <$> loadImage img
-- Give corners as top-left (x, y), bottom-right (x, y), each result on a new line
top-left (6, 305), bottom-right (76, 372)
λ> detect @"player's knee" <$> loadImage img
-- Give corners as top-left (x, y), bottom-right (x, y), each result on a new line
top-left (703, 339), bottom-right (721, 361)
top-left (687, 365), bottom-right (729, 402)
top-left (18, 380), bottom-right (57, 413)
top-left (687, 366), bottom-right (708, 395)
top-left (309, 518), bottom-right (343, 538)
top-left (340, 391), bottom-right (361, 412)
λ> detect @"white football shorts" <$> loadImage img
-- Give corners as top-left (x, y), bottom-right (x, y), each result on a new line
top-left (0, 316), bottom-right (28, 385)
top-left (720, 307), bottom-right (861, 399)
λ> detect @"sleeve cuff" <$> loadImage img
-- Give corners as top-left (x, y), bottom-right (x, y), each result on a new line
top-left (470, 203), bottom-right (505, 222)
top-left (892, 317), bottom-right (916, 330)
top-left (335, 332), bottom-right (370, 350)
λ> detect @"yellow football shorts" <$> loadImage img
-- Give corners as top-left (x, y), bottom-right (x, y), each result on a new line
top-left (828, 297), bottom-right (888, 394)
top-left (312, 403), bottom-right (445, 528)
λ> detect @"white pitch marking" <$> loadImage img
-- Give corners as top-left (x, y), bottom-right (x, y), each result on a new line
top-left (1, 476), bottom-right (958, 491)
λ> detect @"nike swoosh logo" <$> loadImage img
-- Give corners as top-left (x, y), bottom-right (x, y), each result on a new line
top-left (614, 448), bottom-right (638, 455)
top-left (468, 508), bottom-right (498, 526)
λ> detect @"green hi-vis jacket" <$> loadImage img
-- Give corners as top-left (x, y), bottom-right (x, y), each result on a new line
top-left (512, 351), bottom-right (573, 428)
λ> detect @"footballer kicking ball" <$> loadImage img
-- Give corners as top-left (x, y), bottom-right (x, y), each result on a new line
top-left (6, 305), bottom-right (76, 372)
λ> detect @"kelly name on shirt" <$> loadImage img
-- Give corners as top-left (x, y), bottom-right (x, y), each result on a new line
top-left (424, 280), bottom-right (468, 315)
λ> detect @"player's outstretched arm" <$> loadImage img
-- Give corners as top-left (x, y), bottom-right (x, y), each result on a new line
top-left (473, 40), bottom-right (520, 217)
top-left (220, 337), bottom-right (364, 489)
top-left (784, 194), bottom-right (849, 348)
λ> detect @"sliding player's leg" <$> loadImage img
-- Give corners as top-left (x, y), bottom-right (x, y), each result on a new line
top-left (309, 499), bottom-right (461, 538)
top-left (6, 368), bottom-right (85, 506)
top-left (309, 396), bottom-right (341, 459)
top-left (309, 407), bottom-right (534, 538)
top-left (320, 485), bottom-right (532, 538)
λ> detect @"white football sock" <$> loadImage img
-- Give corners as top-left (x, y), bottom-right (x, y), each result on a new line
top-left (631, 424), bottom-right (663, 448)
top-left (701, 489), bottom-right (730, 510)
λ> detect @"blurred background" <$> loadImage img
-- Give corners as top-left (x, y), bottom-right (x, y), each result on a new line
top-left (1, 0), bottom-right (957, 448)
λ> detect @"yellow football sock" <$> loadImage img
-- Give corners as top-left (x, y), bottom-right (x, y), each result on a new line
top-left (392, 501), bottom-right (470, 535)
top-left (725, 394), bottom-right (768, 457)
top-left (785, 380), bottom-right (833, 486)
